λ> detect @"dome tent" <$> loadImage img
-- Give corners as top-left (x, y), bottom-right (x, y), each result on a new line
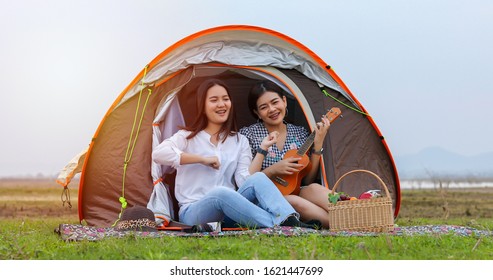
top-left (57, 25), bottom-right (401, 227)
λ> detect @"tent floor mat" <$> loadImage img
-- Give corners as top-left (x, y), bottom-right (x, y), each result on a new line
top-left (56, 224), bottom-right (491, 242)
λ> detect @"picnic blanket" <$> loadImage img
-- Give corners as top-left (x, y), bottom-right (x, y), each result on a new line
top-left (55, 224), bottom-right (492, 242)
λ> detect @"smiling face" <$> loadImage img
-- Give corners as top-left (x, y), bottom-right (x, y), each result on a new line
top-left (255, 90), bottom-right (287, 127)
top-left (204, 84), bottom-right (232, 126)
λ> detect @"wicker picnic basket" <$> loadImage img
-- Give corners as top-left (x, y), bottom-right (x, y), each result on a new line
top-left (327, 169), bottom-right (394, 232)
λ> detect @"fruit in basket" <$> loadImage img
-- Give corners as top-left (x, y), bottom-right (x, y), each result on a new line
top-left (328, 192), bottom-right (351, 204)
top-left (359, 190), bottom-right (382, 199)
top-left (339, 194), bottom-right (351, 201)
top-left (359, 192), bottom-right (373, 199)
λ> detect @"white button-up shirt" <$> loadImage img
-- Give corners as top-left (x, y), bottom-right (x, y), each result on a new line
top-left (152, 129), bottom-right (252, 214)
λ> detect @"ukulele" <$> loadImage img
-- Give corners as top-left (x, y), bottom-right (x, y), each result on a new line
top-left (272, 107), bottom-right (342, 195)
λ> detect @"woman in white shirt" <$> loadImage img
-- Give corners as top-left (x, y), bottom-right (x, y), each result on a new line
top-left (152, 79), bottom-right (310, 228)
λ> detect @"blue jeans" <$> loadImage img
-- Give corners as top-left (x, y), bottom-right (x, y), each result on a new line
top-left (179, 172), bottom-right (296, 228)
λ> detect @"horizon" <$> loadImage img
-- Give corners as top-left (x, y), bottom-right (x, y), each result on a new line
top-left (2, 145), bottom-right (493, 179)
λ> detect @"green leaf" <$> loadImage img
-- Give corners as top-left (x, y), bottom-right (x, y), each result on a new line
top-left (328, 193), bottom-right (340, 205)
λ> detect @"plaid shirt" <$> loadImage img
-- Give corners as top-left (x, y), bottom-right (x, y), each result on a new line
top-left (239, 122), bottom-right (309, 171)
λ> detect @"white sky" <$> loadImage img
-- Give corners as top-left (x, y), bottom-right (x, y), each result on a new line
top-left (1, 0), bottom-right (492, 177)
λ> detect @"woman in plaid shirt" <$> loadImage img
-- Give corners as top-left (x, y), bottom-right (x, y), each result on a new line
top-left (239, 80), bottom-right (331, 228)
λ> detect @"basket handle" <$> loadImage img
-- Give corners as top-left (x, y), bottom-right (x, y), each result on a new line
top-left (331, 169), bottom-right (391, 199)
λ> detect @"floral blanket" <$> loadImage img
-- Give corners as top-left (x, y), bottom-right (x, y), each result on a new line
top-left (55, 224), bottom-right (491, 242)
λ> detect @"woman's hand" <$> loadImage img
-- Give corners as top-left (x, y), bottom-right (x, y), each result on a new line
top-left (270, 157), bottom-right (303, 175)
top-left (313, 114), bottom-right (331, 150)
top-left (260, 131), bottom-right (279, 150)
top-left (202, 156), bottom-right (220, 169)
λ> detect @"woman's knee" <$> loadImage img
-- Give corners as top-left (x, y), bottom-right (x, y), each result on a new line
top-left (299, 183), bottom-right (330, 211)
top-left (300, 183), bottom-right (329, 197)
top-left (208, 186), bottom-right (238, 200)
top-left (305, 183), bottom-right (325, 190)
top-left (240, 172), bottom-right (272, 193)
top-left (247, 172), bottom-right (269, 184)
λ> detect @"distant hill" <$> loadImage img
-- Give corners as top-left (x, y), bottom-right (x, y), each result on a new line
top-left (394, 147), bottom-right (493, 179)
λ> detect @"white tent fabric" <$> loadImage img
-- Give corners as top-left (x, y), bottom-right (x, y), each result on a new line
top-left (56, 147), bottom-right (88, 187)
top-left (148, 92), bottom-right (185, 225)
top-left (118, 40), bottom-right (357, 109)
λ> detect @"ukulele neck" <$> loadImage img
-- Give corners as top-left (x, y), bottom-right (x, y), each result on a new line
top-left (296, 131), bottom-right (316, 156)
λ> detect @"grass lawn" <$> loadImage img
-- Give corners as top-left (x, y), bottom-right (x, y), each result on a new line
top-left (1, 178), bottom-right (492, 261)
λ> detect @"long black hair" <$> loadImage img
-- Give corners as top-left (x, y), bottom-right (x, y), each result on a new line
top-left (183, 78), bottom-right (238, 142)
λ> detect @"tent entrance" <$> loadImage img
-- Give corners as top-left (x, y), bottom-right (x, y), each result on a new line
top-left (148, 64), bottom-right (327, 224)
top-left (159, 64), bottom-right (315, 129)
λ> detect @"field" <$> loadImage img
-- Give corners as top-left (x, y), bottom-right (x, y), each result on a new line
top-left (2, 178), bottom-right (493, 221)
top-left (1, 178), bottom-right (493, 261)
top-left (0, 179), bottom-right (78, 219)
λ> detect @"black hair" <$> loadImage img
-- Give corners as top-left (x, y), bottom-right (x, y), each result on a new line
top-left (183, 78), bottom-right (237, 142)
top-left (247, 80), bottom-right (286, 119)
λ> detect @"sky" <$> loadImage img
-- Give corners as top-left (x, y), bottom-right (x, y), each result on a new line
top-left (0, 0), bottom-right (492, 178)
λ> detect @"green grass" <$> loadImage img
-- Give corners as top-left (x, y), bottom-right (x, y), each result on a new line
top-left (0, 217), bottom-right (492, 260)
top-left (1, 180), bottom-right (493, 260)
